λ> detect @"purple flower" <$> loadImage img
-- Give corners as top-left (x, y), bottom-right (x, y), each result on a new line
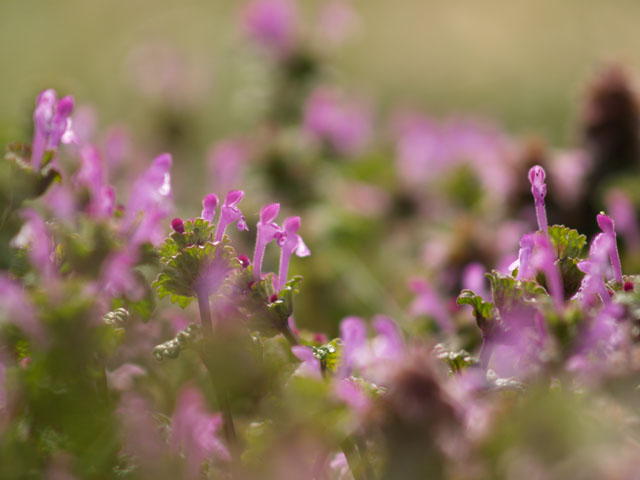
top-left (73, 145), bottom-right (114, 218)
top-left (276, 216), bottom-right (310, 291)
top-left (597, 213), bottom-right (623, 284)
top-left (462, 262), bottom-right (490, 300)
top-left (303, 87), bottom-right (372, 157)
top-left (102, 249), bottom-right (143, 300)
top-left (253, 203), bottom-right (282, 281)
top-left (339, 316), bottom-right (367, 377)
top-left (171, 387), bottom-right (230, 478)
top-left (123, 153), bottom-right (173, 245)
top-left (103, 125), bottom-right (131, 169)
top-left (107, 363), bottom-right (146, 392)
top-left (31, 89), bottom-right (76, 169)
top-left (214, 190), bottom-right (248, 242)
top-left (515, 233), bottom-right (536, 281)
top-left (241, 0), bottom-right (299, 58)
top-left (528, 165), bottom-right (548, 232)
top-left (117, 393), bottom-right (168, 476)
top-left (334, 377), bottom-right (370, 415)
top-left (291, 345), bottom-right (322, 380)
top-left (408, 277), bottom-right (454, 332)
top-left (531, 233), bottom-right (563, 309)
top-left (201, 193), bottom-right (219, 223)
top-left (171, 218), bottom-right (185, 233)
top-left (208, 139), bottom-right (248, 194)
top-left (0, 274), bottom-right (44, 345)
top-left (577, 233), bottom-right (614, 307)
top-left (567, 302), bottom-right (626, 377)
top-left (606, 189), bottom-right (640, 251)
top-left (19, 209), bottom-right (56, 279)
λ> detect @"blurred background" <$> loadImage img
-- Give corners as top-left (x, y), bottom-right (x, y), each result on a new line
top-left (3, 0), bottom-right (640, 335)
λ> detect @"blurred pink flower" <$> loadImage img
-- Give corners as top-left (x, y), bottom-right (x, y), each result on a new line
top-left (606, 189), bottom-right (640, 251)
top-left (208, 139), bottom-right (248, 194)
top-left (316, 0), bottom-right (360, 47)
top-left (214, 190), bottom-right (248, 242)
top-left (276, 216), bottom-right (310, 290)
top-left (171, 387), bottom-right (230, 478)
top-left (291, 345), bottom-right (322, 380)
top-left (303, 87), bottom-right (372, 157)
top-left (241, 0), bottom-right (299, 58)
top-left (408, 277), bottom-right (454, 332)
top-left (32, 89), bottom-right (76, 169)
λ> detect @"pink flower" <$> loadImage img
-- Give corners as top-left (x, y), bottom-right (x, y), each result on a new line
top-left (276, 216), bottom-right (310, 291)
top-left (19, 209), bottom-right (56, 279)
top-left (291, 345), bottom-right (322, 380)
top-left (606, 189), bottom-right (640, 251)
top-left (597, 213), bottom-right (623, 284)
top-left (171, 387), bottom-right (230, 478)
top-left (339, 316), bottom-right (367, 377)
top-left (528, 165), bottom-right (548, 233)
top-left (214, 190), bottom-right (248, 242)
top-left (123, 153), bottom-right (173, 245)
top-left (531, 233), bottom-right (563, 310)
top-left (408, 277), bottom-right (454, 332)
top-left (201, 193), bottom-right (219, 223)
top-left (208, 139), bottom-right (248, 194)
top-left (241, 0), bottom-right (299, 58)
top-left (31, 89), bottom-right (76, 169)
top-left (73, 145), bottom-right (114, 218)
top-left (303, 87), bottom-right (372, 157)
top-left (253, 203), bottom-right (283, 281)
top-left (0, 275), bottom-right (44, 345)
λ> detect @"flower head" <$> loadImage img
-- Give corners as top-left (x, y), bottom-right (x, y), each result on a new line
top-left (528, 165), bottom-right (548, 232)
top-left (303, 87), bottom-right (372, 157)
top-left (276, 216), bottom-right (310, 290)
top-left (253, 203), bottom-right (282, 280)
top-left (597, 213), bottom-right (623, 284)
top-left (171, 387), bottom-right (230, 478)
top-left (214, 190), bottom-right (248, 242)
top-left (201, 193), bottom-right (219, 223)
top-left (241, 0), bottom-right (299, 58)
top-left (31, 89), bottom-right (76, 169)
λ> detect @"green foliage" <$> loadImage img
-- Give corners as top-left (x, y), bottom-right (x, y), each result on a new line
top-left (486, 270), bottom-right (546, 314)
top-left (312, 337), bottom-right (343, 373)
top-left (457, 289), bottom-right (496, 332)
top-left (433, 343), bottom-right (478, 373)
top-left (153, 236), bottom-right (240, 308)
top-left (548, 225), bottom-right (587, 260)
top-left (153, 323), bottom-right (201, 360)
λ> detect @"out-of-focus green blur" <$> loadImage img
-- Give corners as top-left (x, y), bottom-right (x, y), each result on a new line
top-left (2, 0), bottom-right (640, 146)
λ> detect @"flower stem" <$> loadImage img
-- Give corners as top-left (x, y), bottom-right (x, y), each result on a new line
top-left (341, 436), bottom-right (371, 480)
top-left (195, 290), bottom-right (238, 452)
top-left (279, 321), bottom-right (300, 346)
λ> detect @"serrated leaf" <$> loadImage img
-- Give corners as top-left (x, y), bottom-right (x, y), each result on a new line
top-left (457, 289), bottom-right (496, 331)
top-left (548, 225), bottom-right (587, 260)
top-left (486, 270), bottom-right (546, 314)
top-left (153, 323), bottom-right (201, 360)
top-left (433, 343), bottom-right (478, 373)
top-left (312, 338), bottom-right (343, 373)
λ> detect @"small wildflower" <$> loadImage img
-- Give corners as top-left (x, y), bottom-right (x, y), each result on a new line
top-left (201, 194), bottom-right (219, 223)
top-left (276, 216), bottom-right (310, 291)
top-left (214, 190), bottom-right (248, 242)
top-left (528, 165), bottom-right (548, 232)
top-left (253, 203), bottom-right (282, 281)
top-left (171, 218), bottom-right (185, 233)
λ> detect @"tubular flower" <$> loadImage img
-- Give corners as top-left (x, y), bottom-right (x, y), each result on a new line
top-left (201, 193), bottom-right (219, 223)
top-left (214, 190), bottom-right (248, 242)
top-left (31, 89), bottom-right (76, 169)
top-left (597, 213), bottom-right (623, 284)
top-left (577, 233), bottom-right (614, 307)
top-left (531, 233), bottom-right (563, 309)
top-left (276, 216), bottom-right (310, 290)
top-left (252, 203), bottom-right (282, 281)
top-left (515, 233), bottom-right (536, 281)
top-left (528, 165), bottom-right (548, 232)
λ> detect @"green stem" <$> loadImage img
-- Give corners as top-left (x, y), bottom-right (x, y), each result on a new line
top-left (341, 436), bottom-right (371, 480)
top-left (279, 321), bottom-right (300, 346)
top-left (195, 290), bottom-right (238, 451)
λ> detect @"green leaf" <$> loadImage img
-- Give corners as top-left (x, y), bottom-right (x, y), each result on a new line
top-left (153, 323), bottom-right (201, 360)
top-left (548, 225), bottom-right (587, 260)
top-left (312, 338), bottom-right (343, 373)
top-left (152, 237), bottom-right (239, 307)
top-left (457, 289), bottom-right (496, 331)
top-left (486, 270), bottom-right (546, 314)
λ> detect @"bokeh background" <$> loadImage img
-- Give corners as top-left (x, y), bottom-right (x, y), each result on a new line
top-left (2, 0), bottom-right (640, 334)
